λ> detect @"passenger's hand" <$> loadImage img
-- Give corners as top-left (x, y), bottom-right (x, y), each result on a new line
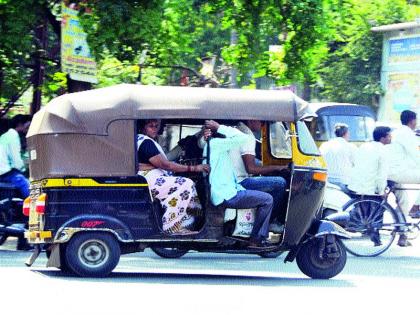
top-left (195, 164), bottom-right (210, 173)
top-left (275, 165), bottom-right (288, 171)
top-left (204, 120), bottom-right (220, 132)
top-left (203, 128), bottom-right (212, 140)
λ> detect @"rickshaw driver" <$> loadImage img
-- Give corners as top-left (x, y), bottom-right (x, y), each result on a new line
top-left (204, 120), bottom-right (276, 249)
top-left (233, 120), bottom-right (288, 234)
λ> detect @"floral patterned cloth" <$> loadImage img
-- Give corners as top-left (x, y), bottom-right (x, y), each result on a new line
top-left (139, 168), bottom-right (202, 233)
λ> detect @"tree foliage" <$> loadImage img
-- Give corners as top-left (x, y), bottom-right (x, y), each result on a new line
top-left (317, 0), bottom-right (420, 105)
top-left (0, 0), bottom-right (419, 114)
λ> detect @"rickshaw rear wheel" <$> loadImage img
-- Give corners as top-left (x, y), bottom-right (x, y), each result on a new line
top-left (151, 247), bottom-right (189, 259)
top-left (296, 237), bottom-right (347, 279)
top-left (64, 232), bottom-right (121, 277)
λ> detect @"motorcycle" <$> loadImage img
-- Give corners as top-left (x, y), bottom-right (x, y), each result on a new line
top-left (0, 182), bottom-right (29, 249)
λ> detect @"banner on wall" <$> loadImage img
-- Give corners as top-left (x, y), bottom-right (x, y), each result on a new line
top-left (388, 36), bottom-right (420, 64)
top-left (382, 72), bottom-right (420, 123)
top-left (61, 2), bottom-right (98, 83)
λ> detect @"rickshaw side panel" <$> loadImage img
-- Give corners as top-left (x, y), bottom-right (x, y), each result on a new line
top-left (39, 177), bottom-right (158, 241)
top-left (283, 168), bottom-right (325, 247)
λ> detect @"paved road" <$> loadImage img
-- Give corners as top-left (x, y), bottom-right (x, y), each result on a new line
top-left (0, 237), bottom-right (419, 315)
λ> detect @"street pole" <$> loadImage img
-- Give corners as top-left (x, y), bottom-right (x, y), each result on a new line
top-left (31, 18), bottom-right (48, 115)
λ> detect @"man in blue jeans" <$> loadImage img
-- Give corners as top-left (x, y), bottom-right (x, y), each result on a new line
top-left (204, 120), bottom-right (275, 249)
top-left (231, 121), bottom-right (288, 233)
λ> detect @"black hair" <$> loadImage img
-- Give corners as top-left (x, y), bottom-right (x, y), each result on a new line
top-left (400, 110), bottom-right (416, 125)
top-left (0, 118), bottom-right (10, 135)
top-left (334, 123), bottom-right (349, 137)
top-left (10, 114), bottom-right (31, 129)
top-left (373, 126), bottom-right (391, 142)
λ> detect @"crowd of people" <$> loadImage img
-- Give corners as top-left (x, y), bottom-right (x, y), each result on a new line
top-left (0, 114), bottom-right (32, 199)
top-left (320, 110), bottom-right (420, 247)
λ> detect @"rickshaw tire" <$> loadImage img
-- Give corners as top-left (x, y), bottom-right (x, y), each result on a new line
top-left (296, 237), bottom-right (347, 279)
top-left (151, 247), bottom-right (189, 259)
top-left (64, 232), bottom-right (121, 277)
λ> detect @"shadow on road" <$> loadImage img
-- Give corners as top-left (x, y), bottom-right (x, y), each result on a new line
top-left (33, 269), bottom-right (353, 287)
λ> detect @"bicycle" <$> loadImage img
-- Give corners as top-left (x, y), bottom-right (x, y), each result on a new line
top-left (340, 182), bottom-right (420, 257)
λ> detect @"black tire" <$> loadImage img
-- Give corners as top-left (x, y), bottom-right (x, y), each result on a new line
top-left (64, 232), bottom-right (120, 277)
top-left (258, 249), bottom-right (284, 259)
top-left (296, 237), bottom-right (347, 279)
top-left (342, 198), bottom-right (399, 257)
top-left (151, 247), bottom-right (189, 259)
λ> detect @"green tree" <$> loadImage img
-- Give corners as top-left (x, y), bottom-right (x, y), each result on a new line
top-left (317, 0), bottom-right (420, 106)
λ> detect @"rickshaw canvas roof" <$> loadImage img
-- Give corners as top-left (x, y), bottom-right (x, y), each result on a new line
top-left (28, 84), bottom-right (310, 137)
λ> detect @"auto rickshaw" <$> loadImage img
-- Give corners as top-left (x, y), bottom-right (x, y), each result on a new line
top-left (23, 84), bottom-right (349, 279)
top-left (308, 103), bottom-right (376, 147)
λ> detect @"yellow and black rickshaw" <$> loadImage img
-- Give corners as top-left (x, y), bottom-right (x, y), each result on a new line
top-left (23, 84), bottom-right (349, 278)
top-left (308, 102), bottom-right (376, 147)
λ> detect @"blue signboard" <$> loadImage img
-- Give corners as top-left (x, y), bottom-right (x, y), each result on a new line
top-left (388, 36), bottom-right (420, 64)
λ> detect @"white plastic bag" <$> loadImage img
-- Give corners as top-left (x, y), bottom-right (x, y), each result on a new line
top-left (232, 208), bottom-right (255, 237)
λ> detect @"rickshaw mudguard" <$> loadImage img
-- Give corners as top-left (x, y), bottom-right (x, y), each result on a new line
top-left (308, 220), bottom-right (351, 241)
top-left (284, 220), bottom-right (350, 263)
top-left (54, 214), bottom-right (133, 243)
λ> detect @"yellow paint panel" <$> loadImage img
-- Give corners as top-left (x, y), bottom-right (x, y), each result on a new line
top-left (39, 178), bottom-right (148, 188)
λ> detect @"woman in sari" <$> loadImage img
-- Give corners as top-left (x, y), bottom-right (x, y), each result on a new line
top-left (137, 119), bottom-right (210, 234)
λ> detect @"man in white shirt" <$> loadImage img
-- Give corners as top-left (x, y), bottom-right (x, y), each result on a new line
top-left (229, 121), bottom-right (288, 233)
top-left (348, 126), bottom-right (391, 195)
top-left (320, 123), bottom-right (357, 193)
top-left (0, 115), bottom-right (31, 198)
top-left (386, 110), bottom-right (420, 218)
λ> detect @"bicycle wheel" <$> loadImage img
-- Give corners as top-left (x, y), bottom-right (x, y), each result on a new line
top-left (342, 197), bottom-right (399, 257)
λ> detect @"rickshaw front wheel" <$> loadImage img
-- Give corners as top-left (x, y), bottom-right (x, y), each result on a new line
top-left (65, 232), bottom-right (121, 277)
top-left (296, 236), bottom-right (347, 279)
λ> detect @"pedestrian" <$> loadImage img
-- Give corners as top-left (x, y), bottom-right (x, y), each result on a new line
top-left (320, 123), bottom-right (357, 193)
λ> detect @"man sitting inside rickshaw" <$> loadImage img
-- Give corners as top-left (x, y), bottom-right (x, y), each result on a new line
top-left (203, 120), bottom-right (276, 249)
top-left (137, 119), bottom-right (210, 234)
top-left (232, 120), bottom-right (288, 233)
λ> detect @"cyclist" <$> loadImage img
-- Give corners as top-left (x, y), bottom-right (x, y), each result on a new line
top-left (386, 110), bottom-right (420, 246)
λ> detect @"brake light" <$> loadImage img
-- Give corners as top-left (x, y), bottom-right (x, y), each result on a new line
top-left (22, 197), bottom-right (31, 216)
top-left (35, 193), bottom-right (47, 214)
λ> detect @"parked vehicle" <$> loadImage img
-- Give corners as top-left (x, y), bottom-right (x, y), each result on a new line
top-left (23, 84), bottom-right (349, 278)
top-left (308, 103), bottom-right (376, 147)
